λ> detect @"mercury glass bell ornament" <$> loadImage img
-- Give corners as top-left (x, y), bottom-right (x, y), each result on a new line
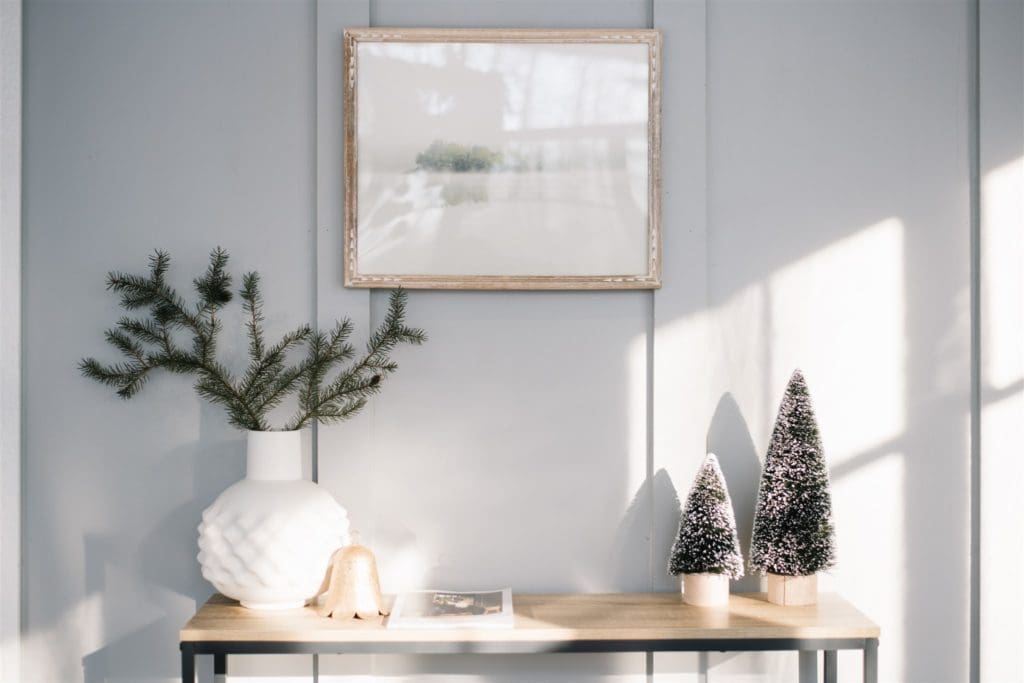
top-left (317, 533), bottom-right (389, 620)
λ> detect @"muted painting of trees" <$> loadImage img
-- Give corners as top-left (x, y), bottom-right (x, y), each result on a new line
top-left (415, 140), bottom-right (503, 173)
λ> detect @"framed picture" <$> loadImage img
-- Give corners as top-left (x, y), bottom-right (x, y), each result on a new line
top-left (343, 28), bottom-right (662, 290)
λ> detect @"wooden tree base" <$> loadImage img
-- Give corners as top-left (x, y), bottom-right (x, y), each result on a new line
top-left (682, 573), bottom-right (730, 607)
top-left (766, 573), bottom-right (817, 605)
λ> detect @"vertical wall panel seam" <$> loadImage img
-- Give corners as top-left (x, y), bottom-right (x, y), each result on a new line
top-left (646, 0), bottom-right (655, 598)
top-left (702, 2), bottom-right (711, 678)
top-left (312, 1), bottom-right (321, 679)
top-left (968, 0), bottom-right (981, 681)
top-left (0, 1), bottom-right (23, 681)
top-left (312, 0), bottom-right (320, 487)
top-left (647, 5), bottom-right (657, 682)
top-left (367, 0), bottom-right (375, 354)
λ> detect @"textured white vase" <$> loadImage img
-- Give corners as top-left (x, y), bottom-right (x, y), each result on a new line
top-left (197, 430), bottom-right (350, 610)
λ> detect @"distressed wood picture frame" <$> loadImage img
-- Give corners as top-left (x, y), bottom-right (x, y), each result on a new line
top-left (343, 28), bottom-right (662, 290)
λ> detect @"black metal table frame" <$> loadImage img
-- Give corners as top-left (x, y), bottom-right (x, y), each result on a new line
top-left (181, 637), bottom-right (879, 683)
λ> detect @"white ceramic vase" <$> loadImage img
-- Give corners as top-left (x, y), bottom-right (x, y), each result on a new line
top-left (197, 430), bottom-right (350, 609)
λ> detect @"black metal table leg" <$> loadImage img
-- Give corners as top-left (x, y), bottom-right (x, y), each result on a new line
top-left (824, 650), bottom-right (837, 683)
top-left (181, 643), bottom-right (195, 683)
top-left (863, 639), bottom-right (878, 683)
top-left (798, 650), bottom-right (818, 683)
top-left (215, 653), bottom-right (227, 681)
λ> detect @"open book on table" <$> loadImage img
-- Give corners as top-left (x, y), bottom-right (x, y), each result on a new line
top-left (387, 589), bottom-right (513, 629)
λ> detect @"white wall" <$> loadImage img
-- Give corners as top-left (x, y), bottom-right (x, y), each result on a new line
top-left (699, 3), bottom-right (973, 682)
top-left (980, 1), bottom-right (1024, 682)
top-left (22, 1), bottom-right (316, 680)
top-left (20, 1), bottom-right (1019, 682)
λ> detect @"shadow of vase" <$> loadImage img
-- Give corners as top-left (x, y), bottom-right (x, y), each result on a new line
top-left (81, 406), bottom-right (246, 683)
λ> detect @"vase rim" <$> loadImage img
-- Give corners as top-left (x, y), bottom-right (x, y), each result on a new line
top-left (244, 428), bottom-right (304, 434)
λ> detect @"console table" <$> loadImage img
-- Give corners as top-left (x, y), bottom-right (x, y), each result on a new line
top-left (180, 592), bottom-right (879, 682)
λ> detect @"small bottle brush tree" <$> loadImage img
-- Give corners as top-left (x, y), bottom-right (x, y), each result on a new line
top-left (749, 369), bottom-right (836, 605)
top-left (669, 454), bottom-right (743, 606)
top-left (79, 248), bottom-right (426, 431)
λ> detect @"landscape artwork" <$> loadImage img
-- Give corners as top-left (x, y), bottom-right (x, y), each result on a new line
top-left (343, 29), bottom-right (661, 289)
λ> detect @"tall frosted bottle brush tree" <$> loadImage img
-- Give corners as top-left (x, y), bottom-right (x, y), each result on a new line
top-left (669, 454), bottom-right (744, 607)
top-left (750, 369), bottom-right (836, 605)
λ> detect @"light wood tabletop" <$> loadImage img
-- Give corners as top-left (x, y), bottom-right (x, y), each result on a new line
top-left (181, 592), bottom-right (879, 645)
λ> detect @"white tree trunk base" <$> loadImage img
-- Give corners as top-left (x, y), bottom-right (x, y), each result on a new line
top-left (682, 573), bottom-right (730, 607)
top-left (766, 573), bottom-right (817, 605)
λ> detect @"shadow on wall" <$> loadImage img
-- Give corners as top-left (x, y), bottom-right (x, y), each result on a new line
top-left (81, 408), bottom-right (244, 683)
top-left (614, 468), bottom-right (681, 590)
top-left (706, 392), bottom-right (762, 594)
top-left (701, 4), bottom-right (977, 679)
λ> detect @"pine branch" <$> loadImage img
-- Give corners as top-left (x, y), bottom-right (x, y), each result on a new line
top-left (116, 316), bottom-right (165, 347)
top-left (236, 272), bottom-right (314, 406)
top-left (149, 249), bottom-right (170, 284)
top-left (107, 271), bottom-right (204, 334)
top-left (286, 371), bottom-right (381, 431)
top-left (311, 397), bottom-right (369, 424)
top-left (155, 349), bottom-right (203, 374)
top-left (89, 250), bottom-right (249, 423)
top-left (329, 319), bottom-right (356, 353)
top-left (251, 363), bottom-right (309, 416)
top-left (201, 314), bottom-right (220, 364)
top-left (81, 250), bottom-right (426, 431)
top-left (240, 272), bottom-right (265, 362)
top-left (197, 360), bottom-right (264, 431)
top-left (286, 328), bottom-right (356, 431)
top-left (193, 246), bottom-right (233, 316)
top-left (241, 325), bottom-right (313, 402)
top-left (283, 290), bottom-right (425, 430)
top-left (78, 357), bottom-right (151, 399)
top-left (104, 329), bottom-right (147, 364)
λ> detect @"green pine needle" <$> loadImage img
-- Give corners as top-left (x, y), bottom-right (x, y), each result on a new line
top-left (80, 248), bottom-right (426, 431)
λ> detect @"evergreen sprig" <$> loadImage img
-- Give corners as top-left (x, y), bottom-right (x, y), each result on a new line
top-left (749, 369), bottom-right (837, 576)
top-left (668, 454), bottom-right (744, 579)
top-left (80, 248), bottom-right (426, 431)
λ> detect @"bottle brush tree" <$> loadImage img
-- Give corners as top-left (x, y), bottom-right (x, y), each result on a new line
top-left (749, 369), bottom-right (836, 576)
top-left (79, 248), bottom-right (427, 431)
top-left (669, 453), bottom-right (744, 579)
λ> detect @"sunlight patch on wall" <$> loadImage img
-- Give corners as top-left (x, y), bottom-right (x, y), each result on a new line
top-left (20, 594), bottom-right (103, 682)
top-left (767, 218), bottom-right (906, 464)
top-left (649, 309), bottom-right (715, 559)
top-left (652, 309), bottom-right (715, 464)
top-left (981, 158), bottom-right (1023, 390)
top-left (830, 450), bottom-right (906, 681)
top-left (377, 542), bottom-right (430, 596)
top-left (709, 282), bottom-right (773, 449)
top-left (657, 216), bottom-right (909, 682)
top-left (980, 157), bottom-right (1024, 683)
top-left (649, 307), bottom-right (716, 594)
top-left (980, 395), bottom-right (1024, 683)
